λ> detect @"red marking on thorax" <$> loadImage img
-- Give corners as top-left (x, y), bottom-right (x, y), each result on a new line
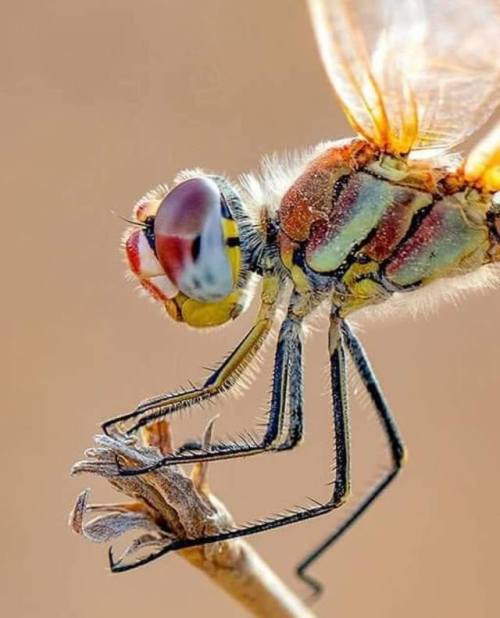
top-left (385, 208), bottom-right (444, 275)
top-left (279, 140), bottom-right (378, 244)
top-left (362, 192), bottom-right (419, 262)
top-left (305, 175), bottom-right (362, 258)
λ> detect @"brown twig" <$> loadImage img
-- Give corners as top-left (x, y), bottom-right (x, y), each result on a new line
top-left (69, 420), bottom-right (317, 618)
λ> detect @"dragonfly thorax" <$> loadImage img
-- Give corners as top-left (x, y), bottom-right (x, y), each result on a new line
top-left (277, 140), bottom-right (499, 317)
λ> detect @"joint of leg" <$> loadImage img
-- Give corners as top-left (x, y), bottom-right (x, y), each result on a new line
top-left (276, 436), bottom-right (302, 451)
top-left (261, 433), bottom-right (278, 449)
top-left (393, 442), bottom-right (408, 469)
top-left (333, 482), bottom-right (351, 509)
top-left (276, 429), bottom-right (303, 451)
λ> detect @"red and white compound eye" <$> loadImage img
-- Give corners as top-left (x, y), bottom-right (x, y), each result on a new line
top-left (154, 177), bottom-right (234, 302)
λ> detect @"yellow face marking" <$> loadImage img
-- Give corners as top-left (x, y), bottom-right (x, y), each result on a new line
top-left (172, 290), bottom-right (242, 327)
top-left (164, 298), bottom-right (183, 322)
top-left (222, 218), bottom-right (241, 285)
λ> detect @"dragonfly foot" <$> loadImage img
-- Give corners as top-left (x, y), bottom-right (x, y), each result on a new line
top-left (108, 541), bottom-right (176, 573)
top-left (296, 566), bottom-right (324, 603)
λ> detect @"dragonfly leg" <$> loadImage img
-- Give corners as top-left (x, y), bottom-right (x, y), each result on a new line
top-left (116, 314), bottom-right (304, 476)
top-left (273, 318), bottom-right (304, 451)
top-left (102, 317), bottom-right (272, 436)
top-left (296, 320), bottom-right (406, 598)
top-left (102, 275), bottom-right (281, 436)
top-left (109, 317), bottom-right (350, 573)
top-left (177, 308), bottom-right (306, 455)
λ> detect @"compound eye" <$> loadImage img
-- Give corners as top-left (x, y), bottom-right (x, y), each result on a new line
top-left (154, 177), bottom-right (235, 302)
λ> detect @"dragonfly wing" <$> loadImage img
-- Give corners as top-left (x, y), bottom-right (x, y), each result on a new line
top-left (465, 121), bottom-right (500, 192)
top-left (307, 0), bottom-right (500, 155)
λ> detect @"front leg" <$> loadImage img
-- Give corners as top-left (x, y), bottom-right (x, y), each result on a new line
top-left (116, 311), bottom-right (304, 476)
top-left (102, 275), bottom-right (279, 436)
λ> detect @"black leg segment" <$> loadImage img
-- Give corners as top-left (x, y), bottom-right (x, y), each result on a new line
top-left (109, 317), bottom-right (351, 572)
top-left (296, 320), bottom-right (406, 598)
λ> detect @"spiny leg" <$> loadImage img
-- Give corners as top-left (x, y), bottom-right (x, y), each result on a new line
top-left (296, 320), bottom-right (406, 598)
top-left (176, 322), bottom-right (305, 456)
top-left (102, 276), bottom-right (280, 436)
top-left (102, 318), bottom-right (269, 435)
top-left (272, 314), bottom-right (305, 452)
top-left (116, 313), bottom-right (304, 476)
top-left (109, 315), bottom-right (350, 573)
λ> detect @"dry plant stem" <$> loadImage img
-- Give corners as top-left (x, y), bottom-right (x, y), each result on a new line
top-left (70, 420), bottom-right (317, 618)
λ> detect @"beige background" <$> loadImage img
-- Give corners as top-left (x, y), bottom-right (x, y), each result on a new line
top-left (2, 1), bottom-right (499, 617)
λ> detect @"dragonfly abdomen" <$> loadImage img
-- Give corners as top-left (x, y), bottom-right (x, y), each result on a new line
top-left (278, 141), bottom-right (494, 315)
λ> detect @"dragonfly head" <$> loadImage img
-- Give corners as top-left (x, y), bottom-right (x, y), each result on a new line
top-left (124, 175), bottom-right (253, 327)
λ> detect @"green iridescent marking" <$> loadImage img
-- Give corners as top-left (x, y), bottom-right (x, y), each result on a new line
top-left (307, 173), bottom-right (393, 273)
top-left (385, 197), bottom-right (489, 287)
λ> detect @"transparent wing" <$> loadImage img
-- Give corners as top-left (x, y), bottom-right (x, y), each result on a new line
top-left (465, 121), bottom-right (500, 192)
top-left (308, 0), bottom-right (500, 155)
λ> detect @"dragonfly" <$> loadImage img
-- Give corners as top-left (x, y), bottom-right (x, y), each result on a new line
top-left (103, 0), bottom-right (500, 595)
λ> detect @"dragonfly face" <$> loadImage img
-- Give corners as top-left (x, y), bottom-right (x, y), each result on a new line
top-left (124, 175), bottom-right (256, 327)
top-left (103, 0), bottom-right (500, 597)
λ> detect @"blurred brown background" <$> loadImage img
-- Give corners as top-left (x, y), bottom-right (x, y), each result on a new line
top-left (2, 1), bottom-right (499, 617)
